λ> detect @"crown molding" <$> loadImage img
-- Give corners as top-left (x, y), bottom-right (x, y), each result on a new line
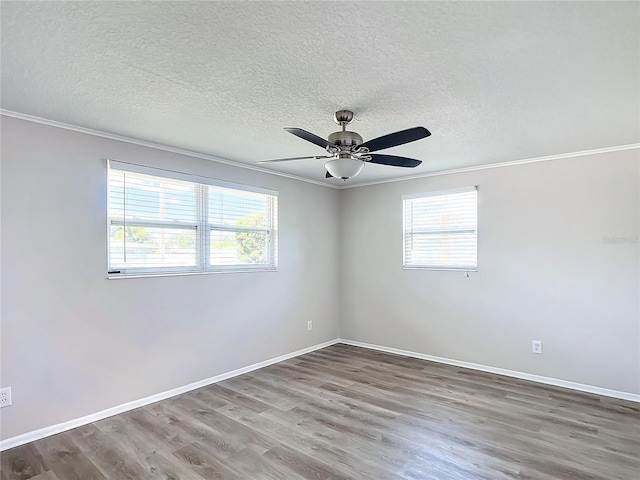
top-left (339, 143), bottom-right (640, 189)
top-left (3, 109), bottom-right (637, 191)
top-left (0, 109), bottom-right (340, 190)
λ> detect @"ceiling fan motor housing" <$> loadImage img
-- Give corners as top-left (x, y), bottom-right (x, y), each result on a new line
top-left (328, 130), bottom-right (364, 149)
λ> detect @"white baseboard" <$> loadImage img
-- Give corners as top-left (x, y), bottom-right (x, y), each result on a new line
top-left (0, 339), bottom-right (340, 452)
top-left (3, 337), bottom-right (637, 451)
top-left (338, 339), bottom-right (640, 403)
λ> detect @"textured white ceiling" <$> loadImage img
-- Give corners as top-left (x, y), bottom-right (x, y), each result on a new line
top-left (2, 1), bottom-right (638, 185)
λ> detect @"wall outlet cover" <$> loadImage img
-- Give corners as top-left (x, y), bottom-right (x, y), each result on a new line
top-left (532, 340), bottom-right (543, 354)
top-left (0, 387), bottom-right (12, 408)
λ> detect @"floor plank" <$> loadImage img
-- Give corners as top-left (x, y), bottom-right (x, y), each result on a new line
top-left (1, 344), bottom-right (638, 479)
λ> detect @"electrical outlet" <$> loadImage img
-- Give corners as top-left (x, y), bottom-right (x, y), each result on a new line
top-left (0, 387), bottom-right (12, 408)
top-left (307, 321), bottom-right (313, 331)
top-left (532, 340), bottom-right (543, 354)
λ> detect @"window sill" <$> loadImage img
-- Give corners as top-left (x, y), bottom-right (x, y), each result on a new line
top-left (107, 268), bottom-right (277, 279)
top-left (403, 266), bottom-right (478, 272)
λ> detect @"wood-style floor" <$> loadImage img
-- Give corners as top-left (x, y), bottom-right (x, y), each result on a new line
top-left (1, 344), bottom-right (639, 480)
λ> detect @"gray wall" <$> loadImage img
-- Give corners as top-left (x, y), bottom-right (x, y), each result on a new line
top-left (340, 150), bottom-right (639, 395)
top-left (2, 116), bottom-right (638, 442)
top-left (0, 117), bottom-right (341, 440)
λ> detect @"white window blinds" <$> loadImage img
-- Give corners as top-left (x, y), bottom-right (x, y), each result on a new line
top-left (403, 187), bottom-right (477, 270)
top-left (108, 160), bottom-right (278, 275)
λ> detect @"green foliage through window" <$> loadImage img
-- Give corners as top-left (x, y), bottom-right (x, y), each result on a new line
top-left (236, 211), bottom-right (268, 264)
top-left (112, 226), bottom-right (150, 243)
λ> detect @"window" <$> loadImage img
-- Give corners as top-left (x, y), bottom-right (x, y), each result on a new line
top-left (107, 160), bottom-right (277, 276)
top-left (403, 186), bottom-right (477, 270)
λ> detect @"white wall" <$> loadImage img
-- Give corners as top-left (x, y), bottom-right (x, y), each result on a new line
top-left (340, 150), bottom-right (640, 395)
top-left (0, 116), bottom-right (341, 440)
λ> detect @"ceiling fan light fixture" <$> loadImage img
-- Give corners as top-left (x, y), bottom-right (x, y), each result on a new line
top-left (325, 158), bottom-right (364, 180)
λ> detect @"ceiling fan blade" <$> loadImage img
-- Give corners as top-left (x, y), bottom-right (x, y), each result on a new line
top-left (256, 155), bottom-right (334, 164)
top-left (284, 128), bottom-right (337, 150)
top-left (360, 127), bottom-right (431, 152)
top-left (325, 171), bottom-right (333, 178)
top-left (368, 154), bottom-right (422, 168)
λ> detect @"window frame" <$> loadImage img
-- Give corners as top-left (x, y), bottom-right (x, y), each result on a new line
top-left (402, 186), bottom-right (478, 272)
top-left (107, 160), bottom-right (278, 278)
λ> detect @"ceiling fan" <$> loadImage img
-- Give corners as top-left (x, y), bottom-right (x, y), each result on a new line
top-left (257, 110), bottom-right (431, 180)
